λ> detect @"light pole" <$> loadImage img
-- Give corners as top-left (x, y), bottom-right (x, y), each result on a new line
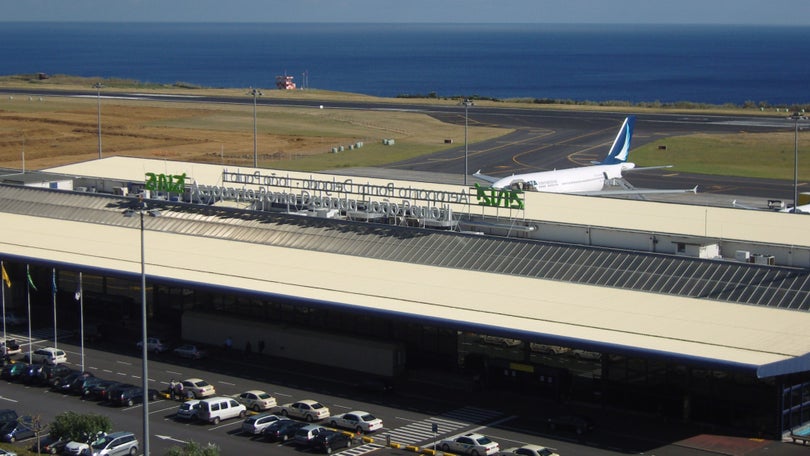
top-left (460, 98), bottom-right (474, 185)
top-left (93, 83), bottom-right (104, 159)
top-left (123, 195), bottom-right (160, 456)
top-left (248, 88), bottom-right (263, 168)
top-left (789, 112), bottom-right (806, 213)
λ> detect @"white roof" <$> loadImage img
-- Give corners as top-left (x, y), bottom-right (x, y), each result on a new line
top-left (1, 157), bottom-right (803, 377)
top-left (2, 208), bottom-right (810, 377)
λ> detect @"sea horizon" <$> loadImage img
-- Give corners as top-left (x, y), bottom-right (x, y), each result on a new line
top-left (2, 22), bottom-right (809, 105)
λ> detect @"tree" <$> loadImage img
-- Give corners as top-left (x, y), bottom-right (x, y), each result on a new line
top-left (165, 441), bottom-right (221, 456)
top-left (49, 411), bottom-right (111, 442)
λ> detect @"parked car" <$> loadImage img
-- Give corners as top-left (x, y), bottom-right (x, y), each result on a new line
top-left (438, 433), bottom-right (500, 456)
top-left (38, 364), bottom-right (74, 387)
top-left (277, 399), bottom-right (330, 422)
top-left (241, 413), bottom-right (284, 435)
top-left (263, 420), bottom-right (305, 442)
top-left (569, 349), bottom-right (601, 360)
top-left (85, 380), bottom-right (123, 401)
top-left (67, 375), bottom-right (103, 396)
top-left (498, 444), bottom-right (559, 456)
top-left (1, 339), bottom-right (21, 356)
top-left (293, 424), bottom-right (327, 447)
top-left (63, 431), bottom-right (106, 456)
top-left (180, 378), bottom-right (216, 399)
top-left (0, 409), bottom-right (19, 427)
top-left (479, 335), bottom-right (522, 347)
top-left (87, 431), bottom-right (138, 456)
top-left (311, 429), bottom-right (354, 454)
top-left (0, 449), bottom-right (16, 456)
top-left (174, 400), bottom-right (201, 421)
top-left (0, 416), bottom-right (35, 443)
top-left (136, 337), bottom-right (168, 353)
top-left (20, 363), bottom-right (46, 385)
top-left (236, 390), bottom-right (277, 412)
top-left (1, 363), bottom-right (28, 381)
top-left (102, 383), bottom-right (137, 403)
top-left (31, 433), bottom-right (68, 454)
top-left (51, 371), bottom-right (93, 393)
top-left (196, 396), bottom-right (247, 424)
top-left (172, 344), bottom-right (207, 359)
top-left (546, 414), bottom-right (594, 435)
top-left (29, 347), bottom-right (67, 365)
top-left (529, 343), bottom-right (570, 355)
top-left (112, 386), bottom-right (160, 407)
top-left (328, 410), bottom-right (383, 433)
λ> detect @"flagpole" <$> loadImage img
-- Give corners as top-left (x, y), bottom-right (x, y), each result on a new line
top-left (26, 265), bottom-right (32, 362)
top-left (52, 268), bottom-right (57, 349)
top-left (1, 261), bottom-right (6, 352)
top-left (78, 272), bottom-right (84, 371)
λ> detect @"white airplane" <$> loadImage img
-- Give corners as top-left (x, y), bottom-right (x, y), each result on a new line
top-left (473, 116), bottom-right (696, 195)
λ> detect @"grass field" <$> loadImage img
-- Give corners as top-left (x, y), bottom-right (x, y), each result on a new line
top-left (0, 74), bottom-right (806, 180)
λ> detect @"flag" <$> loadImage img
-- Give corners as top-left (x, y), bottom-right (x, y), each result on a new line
top-left (51, 270), bottom-right (57, 293)
top-left (1, 263), bottom-right (10, 288)
top-left (74, 286), bottom-right (81, 301)
top-left (27, 270), bottom-right (37, 291)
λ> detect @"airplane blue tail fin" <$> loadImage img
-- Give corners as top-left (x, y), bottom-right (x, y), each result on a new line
top-left (599, 116), bottom-right (635, 164)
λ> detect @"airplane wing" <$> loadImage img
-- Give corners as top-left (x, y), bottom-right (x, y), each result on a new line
top-left (472, 170), bottom-right (500, 184)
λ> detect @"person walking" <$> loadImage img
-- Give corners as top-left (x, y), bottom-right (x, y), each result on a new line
top-left (169, 379), bottom-right (177, 400)
top-left (175, 381), bottom-right (184, 400)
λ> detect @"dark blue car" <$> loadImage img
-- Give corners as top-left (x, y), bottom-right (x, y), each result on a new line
top-left (0, 416), bottom-right (35, 442)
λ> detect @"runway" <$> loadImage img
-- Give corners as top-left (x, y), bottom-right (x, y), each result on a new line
top-left (0, 87), bottom-right (803, 208)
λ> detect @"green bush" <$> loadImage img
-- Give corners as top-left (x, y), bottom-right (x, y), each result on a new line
top-left (49, 411), bottom-right (111, 442)
top-left (165, 441), bottom-right (221, 456)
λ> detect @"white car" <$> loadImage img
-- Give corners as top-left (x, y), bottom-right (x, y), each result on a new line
top-left (136, 337), bottom-right (168, 353)
top-left (328, 410), bottom-right (383, 433)
top-left (277, 399), bottom-right (330, 422)
top-left (175, 399), bottom-right (201, 420)
top-left (529, 343), bottom-right (570, 355)
top-left (499, 444), bottom-right (559, 456)
top-left (29, 347), bottom-right (67, 365)
top-left (241, 412), bottom-right (285, 435)
top-left (180, 378), bottom-right (216, 399)
top-left (439, 433), bottom-right (500, 456)
top-left (570, 349), bottom-right (602, 360)
top-left (236, 389), bottom-right (277, 412)
top-left (0, 340), bottom-right (21, 356)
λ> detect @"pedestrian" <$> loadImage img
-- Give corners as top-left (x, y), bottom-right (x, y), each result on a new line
top-left (175, 381), bottom-right (184, 400)
top-left (169, 379), bottom-right (177, 400)
top-left (258, 339), bottom-right (265, 355)
top-left (224, 336), bottom-right (233, 351)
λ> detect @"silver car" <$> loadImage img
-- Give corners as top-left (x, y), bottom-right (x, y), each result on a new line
top-left (241, 413), bottom-right (285, 435)
top-left (175, 400), bottom-right (201, 420)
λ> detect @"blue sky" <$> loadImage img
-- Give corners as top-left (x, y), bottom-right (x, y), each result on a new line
top-left (5, 0), bottom-right (810, 25)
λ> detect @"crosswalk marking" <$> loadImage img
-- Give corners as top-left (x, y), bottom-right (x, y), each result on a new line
top-left (329, 406), bottom-right (503, 456)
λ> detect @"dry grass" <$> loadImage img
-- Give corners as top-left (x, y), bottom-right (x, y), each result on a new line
top-left (0, 90), bottom-right (507, 170)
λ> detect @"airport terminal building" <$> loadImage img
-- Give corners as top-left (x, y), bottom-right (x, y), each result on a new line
top-left (1, 157), bottom-right (809, 439)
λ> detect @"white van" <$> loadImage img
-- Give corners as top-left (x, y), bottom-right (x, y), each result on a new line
top-left (196, 396), bottom-right (247, 424)
top-left (30, 347), bottom-right (67, 365)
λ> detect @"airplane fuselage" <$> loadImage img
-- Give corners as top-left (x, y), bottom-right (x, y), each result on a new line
top-left (491, 162), bottom-right (635, 193)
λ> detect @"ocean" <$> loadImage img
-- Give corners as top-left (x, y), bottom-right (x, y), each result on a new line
top-left (2, 22), bottom-right (809, 105)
